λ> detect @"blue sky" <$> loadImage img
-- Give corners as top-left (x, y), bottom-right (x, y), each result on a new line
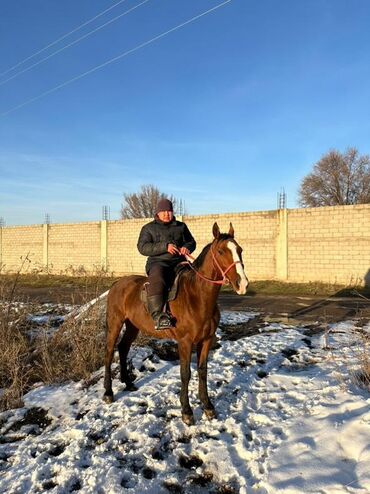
top-left (1, 0), bottom-right (370, 225)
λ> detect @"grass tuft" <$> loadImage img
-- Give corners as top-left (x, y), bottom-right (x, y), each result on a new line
top-left (0, 267), bottom-right (107, 411)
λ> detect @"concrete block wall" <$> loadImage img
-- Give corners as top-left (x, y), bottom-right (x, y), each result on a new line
top-left (0, 204), bottom-right (369, 284)
top-left (47, 222), bottom-right (101, 273)
top-left (184, 212), bottom-right (277, 280)
top-left (288, 204), bottom-right (370, 284)
top-left (107, 219), bottom-right (147, 274)
top-left (0, 224), bottom-right (43, 271)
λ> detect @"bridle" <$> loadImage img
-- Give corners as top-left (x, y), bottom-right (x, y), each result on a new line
top-left (184, 242), bottom-right (242, 286)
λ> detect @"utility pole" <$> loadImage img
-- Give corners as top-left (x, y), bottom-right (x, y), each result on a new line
top-left (277, 188), bottom-right (287, 209)
top-left (102, 205), bottom-right (110, 221)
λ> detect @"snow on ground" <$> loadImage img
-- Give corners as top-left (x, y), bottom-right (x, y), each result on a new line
top-left (0, 311), bottom-right (369, 494)
top-left (219, 310), bottom-right (258, 326)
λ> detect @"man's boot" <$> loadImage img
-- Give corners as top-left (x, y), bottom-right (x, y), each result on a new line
top-left (147, 294), bottom-right (172, 330)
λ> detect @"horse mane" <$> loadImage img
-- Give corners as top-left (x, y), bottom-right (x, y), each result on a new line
top-left (183, 233), bottom-right (233, 281)
top-left (192, 243), bottom-right (211, 269)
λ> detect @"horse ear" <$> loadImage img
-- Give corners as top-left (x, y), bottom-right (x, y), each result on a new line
top-left (212, 222), bottom-right (220, 239)
top-left (228, 222), bottom-right (234, 238)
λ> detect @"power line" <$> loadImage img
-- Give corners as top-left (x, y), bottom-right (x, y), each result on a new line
top-left (0, 0), bottom-right (130, 78)
top-left (0, 0), bottom-right (232, 118)
top-left (0, 0), bottom-right (151, 87)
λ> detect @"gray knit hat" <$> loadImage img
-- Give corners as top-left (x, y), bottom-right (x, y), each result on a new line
top-left (156, 198), bottom-right (173, 213)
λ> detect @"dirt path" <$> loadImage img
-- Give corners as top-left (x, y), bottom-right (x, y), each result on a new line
top-left (219, 292), bottom-right (370, 323)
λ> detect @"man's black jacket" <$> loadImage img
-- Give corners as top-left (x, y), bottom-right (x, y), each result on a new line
top-left (137, 217), bottom-right (196, 272)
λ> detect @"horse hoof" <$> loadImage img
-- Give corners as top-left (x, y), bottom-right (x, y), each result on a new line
top-left (204, 408), bottom-right (216, 420)
top-left (120, 376), bottom-right (136, 384)
top-left (103, 393), bottom-right (114, 404)
top-left (125, 383), bottom-right (138, 392)
top-left (182, 414), bottom-right (195, 426)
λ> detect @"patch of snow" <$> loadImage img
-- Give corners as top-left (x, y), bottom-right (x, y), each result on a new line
top-left (219, 310), bottom-right (259, 326)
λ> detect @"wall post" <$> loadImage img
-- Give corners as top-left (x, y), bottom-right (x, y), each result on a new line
top-left (276, 208), bottom-right (288, 280)
top-left (0, 226), bottom-right (2, 270)
top-left (43, 223), bottom-right (49, 269)
top-left (101, 220), bottom-right (108, 271)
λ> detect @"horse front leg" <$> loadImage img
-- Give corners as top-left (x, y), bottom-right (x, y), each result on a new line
top-left (178, 338), bottom-right (194, 426)
top-left (197, 337), bottom-right (216, 420)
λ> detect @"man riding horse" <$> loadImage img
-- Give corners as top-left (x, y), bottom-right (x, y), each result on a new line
top-left (137, 198), bottom-right (196, 330)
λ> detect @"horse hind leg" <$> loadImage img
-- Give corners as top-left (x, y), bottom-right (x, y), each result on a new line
top-left (103, 312), bottom-right (125, 403)
top-left (118, 321), bottom-right (139, 391)
top-left (197, 337), bottom-right (216, 420)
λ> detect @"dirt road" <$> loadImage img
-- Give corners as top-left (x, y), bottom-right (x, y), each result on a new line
top-left (219, 292), bottom-right (370, 324)
top-left (14, 284), bottom-right (370, 324)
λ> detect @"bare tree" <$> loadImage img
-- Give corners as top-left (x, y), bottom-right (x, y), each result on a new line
top-left (298, 148), bottom-right (370, 207)
top-left (120, 184), bottom-right (181, 219)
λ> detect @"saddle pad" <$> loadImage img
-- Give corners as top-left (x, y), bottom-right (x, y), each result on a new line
top-left (140, 266), bottom-right (188, 310)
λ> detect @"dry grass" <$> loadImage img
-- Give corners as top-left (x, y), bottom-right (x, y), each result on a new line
top-left (352, 327), bottom-right (370, 389)
top-left (0, 265), bottom-right (107, 411)
top-left (0, 308), bottom-right (106, 412)
top-left (35, 306), bottom-right (106, 384)
top-left (224, 279), bottom-right (370, 297)
top-left (323, 311), bottom-right (370, 391)
top-left (2, 271), bottom-right (370, 298)
top-left (0, 256), bottom-right (34, 410)
top-left (0, 312), bottom-right (31, 411)
top-left (1, 271), bottom-right (119, 290)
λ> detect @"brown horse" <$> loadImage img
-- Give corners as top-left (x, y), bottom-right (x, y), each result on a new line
top-left (103, 222), bottom-right (249, 425)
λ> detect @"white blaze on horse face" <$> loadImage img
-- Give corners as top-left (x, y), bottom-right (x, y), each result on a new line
top-left (227, 241), bottom-right (249, 295)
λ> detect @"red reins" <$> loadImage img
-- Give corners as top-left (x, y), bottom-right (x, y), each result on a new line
top-left (184, 244), bottom-right (241, 286)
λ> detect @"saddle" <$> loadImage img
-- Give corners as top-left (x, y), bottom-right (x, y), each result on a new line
top-left (140, 264), bottom-right (189, 313)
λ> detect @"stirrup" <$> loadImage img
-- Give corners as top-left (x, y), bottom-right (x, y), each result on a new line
top-left (155, 313), bottom-right (173, 330)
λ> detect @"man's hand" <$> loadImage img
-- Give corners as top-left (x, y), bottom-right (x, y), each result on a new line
top-left (179, 247), bottom-right (190, 256)
top-left (167, 243), bottom-right (179, 255)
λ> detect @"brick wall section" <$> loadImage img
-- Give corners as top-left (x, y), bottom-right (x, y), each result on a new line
top-left (1, 204), bottom-right (369, 284)
top-left (48, 222), bottom-right (101, 273)
top-left (107, 219), bottom-right (147, 274)
top-left (0, 224), bottom-right (43, 271)
top-left (288, 204), bottom-right (370, 284)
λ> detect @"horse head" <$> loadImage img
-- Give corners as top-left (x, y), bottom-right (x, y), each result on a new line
top-left (211, 222), bottom-right (249, 295)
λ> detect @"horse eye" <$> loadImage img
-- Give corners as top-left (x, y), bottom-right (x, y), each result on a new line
top-left (218, 249), bottom-right (224, 255)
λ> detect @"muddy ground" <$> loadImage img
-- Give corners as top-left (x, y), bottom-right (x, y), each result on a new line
top-left (14, 284), bottom-right (370, 326)
top-left (219, 292), bottom-right (370, 324)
